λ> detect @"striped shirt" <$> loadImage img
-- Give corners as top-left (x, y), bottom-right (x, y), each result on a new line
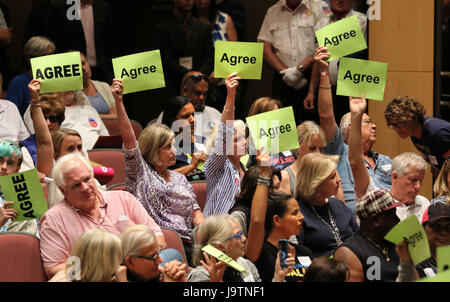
top-left (203, 122), bottom-right (246, 216)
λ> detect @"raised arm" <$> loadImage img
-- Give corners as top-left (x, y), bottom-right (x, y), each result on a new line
top-left (348, 94), bottom-right (370, 199)
top-left (315, 47), bottom-right (338, 142)
top-left (245, 149), bottom-right (271, 262)
top-left (111, 79), bottom-right (136, 150)
top-left (222, 72), bottom-right (241, 124)
top-left (28, 79), bottom-right (54, 177)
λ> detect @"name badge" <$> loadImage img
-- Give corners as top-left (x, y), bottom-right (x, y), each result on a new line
top-left (297, 256), bottom-right (312, 267)
top-left (179, 57), bottom-right (193, 70)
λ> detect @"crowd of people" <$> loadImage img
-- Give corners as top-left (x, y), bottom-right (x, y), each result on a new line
top-left (0, 0), bottom-right (449, 283)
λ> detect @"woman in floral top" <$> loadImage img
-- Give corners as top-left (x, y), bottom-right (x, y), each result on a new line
top-left (111, 79), bottom-right (204, 265)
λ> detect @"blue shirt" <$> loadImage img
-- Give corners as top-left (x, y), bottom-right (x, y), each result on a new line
top-left (87, 93), bottom-right (110, 114)
top-left (203, 122), bottom-right (246, 217)
top-left (6, 72), bottom-right (32, 117)
top-left (323, 128), bottom-right (392, 213)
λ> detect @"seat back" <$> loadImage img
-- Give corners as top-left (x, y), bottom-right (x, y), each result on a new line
top-left (87, 149), bottom-right (126, 187)
top-left (0, 232), bottom-right (47, 282)
top-left (102, 118), bottom-right (143, 140)
top-left (160, 226), bottom-right (188, 265)
top-left (190, 181), bottom-right (207, 211)
top-left (107, 182), bottom-right (127, 191)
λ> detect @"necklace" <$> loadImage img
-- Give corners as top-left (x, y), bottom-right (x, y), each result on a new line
top-left (366, 237), bottom-right (391, 262)
top-left (311, 203), bottom-right (343, 245)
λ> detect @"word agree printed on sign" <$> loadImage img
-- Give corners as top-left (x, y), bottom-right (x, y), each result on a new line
top-left (112, 50), bottom-right (165, 94)
top-left (214, 41), bottom-right (263, 79)
top-left (337, 57), bottom-right (388, 101)
top-left (31, 52), bottom-right (83, 93)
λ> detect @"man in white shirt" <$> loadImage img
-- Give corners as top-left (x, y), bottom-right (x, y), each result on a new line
top-left (257, 0), bottom-right (331, 122)
top-left (157, 71), bottom-right (221, 139)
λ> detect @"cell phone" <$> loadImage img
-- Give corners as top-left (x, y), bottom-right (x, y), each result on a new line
top-left (278, 239), bottom-right (289, 268)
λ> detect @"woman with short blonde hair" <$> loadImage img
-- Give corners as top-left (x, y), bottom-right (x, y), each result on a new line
top-left (432, 159), bottom-right (450, 205)
top-left (295, 153), bottom-right (358, 257)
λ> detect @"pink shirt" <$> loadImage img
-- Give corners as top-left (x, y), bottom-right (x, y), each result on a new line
top-left (39, 190), bottom-right (163, 268)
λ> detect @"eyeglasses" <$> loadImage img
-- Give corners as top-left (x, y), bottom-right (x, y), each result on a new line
top-left (429, 222), bottom-right (450, 234)
top-left (44, 115), bottom-right (60, 123)
top-left (226, 230), bottom-right (244, 242)
top-left (133, 246), bottom-right (162, 262)
top-left (362, 119), bottom-right (376, 127)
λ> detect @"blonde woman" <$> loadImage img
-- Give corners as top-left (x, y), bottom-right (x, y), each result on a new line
top-left (432, 159), bottom-right (450, 205)
top-left (295, 153), bottom-right (358, 257)
top-left (49, 228), bottom-right (126, 282)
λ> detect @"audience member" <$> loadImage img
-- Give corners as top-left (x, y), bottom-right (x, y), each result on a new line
top-left (432, 158), bottom-right (450, 205)
top-left (121, 224), bottom-right (188, 282)
top-left (216, 0), bottom-right (247, 41)
top-left (73, 52), bottom-right (117, 118)
top-left (203, 73), bottom-right (246, 216)
top-left (0, 140), bottom-right (39, 236)
top-left (304, 0), bottom-right (367, 123)
top-left (188, 214), bottom-right (263, 282)
top-left (333, 188), bottom-right (405, 282)
top-left (257, 0), bottom-right (331, 123)
top-left (6, 36), bottom-right (54, 117)
top-left (384, 96), bottom-right (450, 176)
top-left (152, 0), bottom-right (214, 100)
top-left (112, 78), bottom-right (204, 266)
top-left (39, 152), bottom-right (165, 279)
top-left (49, 228), bottom-right (126, 282)
top-left (303, 256), bottom-right (348, 282)
top-left (295, 153), bottom-right (358, 257)
top-left (250, 191), bottom-right (314, 282)
top-left (245, 97), bottom-right (296, 171)
top-left (160, 95), bottom-right (207, 180)
top-left (0, 5), bottom-right (13, 86)
top-left (45, 0), bottom-right (117, 83)
top-left (348, 94), bottom-right (430, 222)
top-left (315, 46), bottom-right (392, 213)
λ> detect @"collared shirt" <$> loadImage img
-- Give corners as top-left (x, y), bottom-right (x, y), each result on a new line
top-left (0, 99), bottom-right (30, 141)
top-left (39, 190), bottom-right (163, 268)
top-left (203, 122), bottom-right (246, 216)
top-left (323, 127), bottom-right (392, 209)
top-left (257, 0), bottom-right (331, 67)
top-left (124, 143), bottom-right (200, 241)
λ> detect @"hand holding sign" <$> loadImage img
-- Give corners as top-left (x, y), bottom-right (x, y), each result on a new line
top-left (0, 201), bottom-right (18, 227)
top-left (111, 79), bottom-right (124, 100)
top-left (200, 252), bottom-right (227, 282)
top-left (225, 72), bottom-right (241, 98)
top-left (349, 93), bottom-right (367, 115)
top-left (28, 79), bottom-right (41, 101)
top-left (314, 46), bottom-right (331, 71)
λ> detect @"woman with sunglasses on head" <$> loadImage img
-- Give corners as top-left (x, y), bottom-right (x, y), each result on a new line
top-left (431, 159), bottom-right (450, 205)
top-left (111, 78), bottom-right (204, 266)
top-left (384, 97), bottom-right (450, 177)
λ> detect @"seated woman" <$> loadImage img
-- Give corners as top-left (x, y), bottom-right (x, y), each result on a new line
top-left (203, 73), bottom-right (246, 216)
top-left (278, 121), bottom-right (345, 202)
top-left (432, 159), bottom-right (450, 205)
top-left (161, 96), bottom-right (207, 180)
top-left (120, 224), bottom-right (188, 282)
top-left (384, 96), bottom-right (450, 176)
top-left (295, 153), bottom-right (358, 257)
top-left (74, 52), bottom-right (117, 119)
top-left (188, 214), bottom-right (291, 282)
top-left (111, 78), bottom-right (204, 266)
top-left (49, 228), bottom-right (126, 282)
top-left (229, 162), bottom-right (281, 237)
top-left (245, 97), bottom-right (296, 171)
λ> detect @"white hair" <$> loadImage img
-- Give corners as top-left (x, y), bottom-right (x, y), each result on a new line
top-left (392, 152), bottom-right (428, 177)
top-left (53, 152), bottom-right (93, 189)
top-left (339, 112), bottom-right (352, 144)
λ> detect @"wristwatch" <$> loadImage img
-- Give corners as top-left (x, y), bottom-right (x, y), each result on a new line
top-left (297, 64), bottom-right (305, 75)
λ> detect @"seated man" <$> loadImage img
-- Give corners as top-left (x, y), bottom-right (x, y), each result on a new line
top-left (39, 152), bottom-right (166, 279)
top-left (0, 140), bottom-right (39, 237)
top-left (315, 47), bottom-right (392, 214)
top-left (157, 71), bottom-right (221, 139)
top-left (348, 95), bottom-right (430, 222)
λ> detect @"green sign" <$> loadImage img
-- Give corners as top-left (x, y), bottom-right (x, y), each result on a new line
top-left (315, 14), bottom-right (367, 61)
top-left (246, 106), bottom-right (299, 155)
top-left (214, 41), bottom-right (263, 79)
top-left (337, 57), bottom-right (388, 101)
top-left (418, 269), bottom-right (450, 282)
top-left (0, 169), bottom-right (48, 221)
top-left (31, 52), bottom-right (83, 94)
top-left (112, 50), bottom-right (165, 94)
top-left (202, 244), bottom-right (246, 273)
top-left (384, 215), bottom-right (431, 266)
top-left (436, 245), bottom-right (450, 273)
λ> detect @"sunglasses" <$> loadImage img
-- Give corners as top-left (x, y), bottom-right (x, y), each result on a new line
top-left (44, 115), bottom-right (60, 123)
top-left (183, 74), bottom-right (209, 87)
top-left (133, 246), bottom-right (162, 262)
top-left (226, 230), bottom-right (244, 242)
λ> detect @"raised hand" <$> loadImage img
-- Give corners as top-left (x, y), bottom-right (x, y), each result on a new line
top-left (314, 46), bottom-right (331, 71)
top-left (225, 72), bottom-right (241, 97)
top-left (200, 252), bottom-right (227, 282)
top-left (28, 79), bottom-right (41, 101)
top-left (111, 79), bottom-right (124, 100)
top-left (256, 148), bottom-right (271, 178)
top-left (349, 93), bottom-right (367, 115)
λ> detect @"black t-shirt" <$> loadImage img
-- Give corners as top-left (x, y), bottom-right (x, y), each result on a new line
top-left (254, 241), bottom-right (314, 282)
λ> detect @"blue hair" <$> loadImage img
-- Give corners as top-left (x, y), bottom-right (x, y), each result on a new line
top-left (0, 140), bottom-right (23, 165)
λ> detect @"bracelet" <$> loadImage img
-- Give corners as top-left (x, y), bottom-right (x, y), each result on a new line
top-left (223, 107), bottom-right (235, 112)
top-left (319, 85), bottom-right (331, 89)
top-left (257, 176), bottom-right (271, 186)
top-left (30, 99), bottom-right (40, 105)
top-left (320, 71), bottom-right (329, 76)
